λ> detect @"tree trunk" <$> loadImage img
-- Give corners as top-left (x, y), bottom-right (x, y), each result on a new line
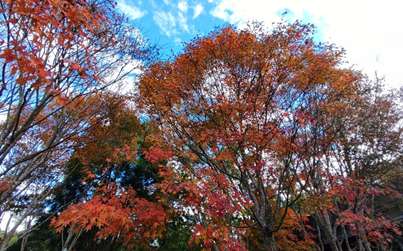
top-left (20, 219), bottom-right (31, 251)
top-left (341, 223), bottom-right (353, 251)
top-left (62, 225), bottom-right (84, 251)
top-left (315, 211), bottom-right (340, 251)
top-left (362, 238), bottom-right (372, 251)
top-left (328, 235), bottom-right (340, 251)
top-left (261, 230), bottom-right (277, 251)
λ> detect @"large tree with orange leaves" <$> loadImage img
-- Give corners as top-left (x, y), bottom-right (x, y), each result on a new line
top-left (0, 0), bottom-right (147, 249)
top-left (139, 21), bottom-right (363, 251)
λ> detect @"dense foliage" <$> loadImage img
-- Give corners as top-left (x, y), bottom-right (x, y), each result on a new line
top-left (0, 1), bottom-right (402, 251)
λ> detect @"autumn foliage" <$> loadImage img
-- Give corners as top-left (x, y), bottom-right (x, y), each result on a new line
top-left (138, 22), bottom-right (403, 251)
top-left (1, 1), bottom-right (402, 250)
top-left (0, 0), bottom-right (146, 249)
top-left (50, 182), bottom-right (166, 249)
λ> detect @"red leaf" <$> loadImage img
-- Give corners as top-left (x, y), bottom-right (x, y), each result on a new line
top-left (0, 48), bottom-right (16, 63)
top-left (38, 68), bottom-right (51, 78)
top-left (71, 62), bottom-right (81, 70)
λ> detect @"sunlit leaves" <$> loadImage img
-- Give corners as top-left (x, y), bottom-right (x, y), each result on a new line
top-left (138, 21), bottom-right (365, 250)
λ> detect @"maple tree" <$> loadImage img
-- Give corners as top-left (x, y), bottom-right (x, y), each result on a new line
top-left (0, 0), bottom-right (148, 249)
top-left (45, 95), bottom-right (142, 251)
top-left (138, 21), bottom-right (364, 251)
top-left (51, 182), bottom-right (166, 251)
top-left (47, 101), bottom-right (194, 251)
top-left (301, 77), bottom-right (403, 251)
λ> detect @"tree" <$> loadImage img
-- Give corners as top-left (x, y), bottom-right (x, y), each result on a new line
top-left (0, 0), bottom-right (147, 249)
top-left (45, 94), bottom-right (204, 251)
top-left (47, 100), bottom-right (172, 251)
top-left (302, 77), bottom-right (403, 251)
top-left (138, 21), bottom-right (362, 251)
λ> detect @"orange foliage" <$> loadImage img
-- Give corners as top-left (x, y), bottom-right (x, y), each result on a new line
top-left (139, 21), bottom-right (363, 250)
top-left (51, 183), bottom-right (166, 249)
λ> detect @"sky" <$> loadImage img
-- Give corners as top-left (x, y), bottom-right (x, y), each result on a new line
top-left (118, 0), bottom-right (403, 89)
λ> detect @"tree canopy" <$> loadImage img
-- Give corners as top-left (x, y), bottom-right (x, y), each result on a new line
top-left (1, 2), bottom-right (402, 251)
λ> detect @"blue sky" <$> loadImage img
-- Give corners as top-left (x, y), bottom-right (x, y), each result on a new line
top-left (118, 0), bottom-right (403, 87)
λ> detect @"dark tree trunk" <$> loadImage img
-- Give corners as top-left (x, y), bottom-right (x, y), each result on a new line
top-left (261, 229), bottom-right (277, 251)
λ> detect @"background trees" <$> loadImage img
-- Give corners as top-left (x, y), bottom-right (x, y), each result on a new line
top-left (0, 0), bottom-right (148, 249)
top-left (301, 77), bottom-right (403, 251)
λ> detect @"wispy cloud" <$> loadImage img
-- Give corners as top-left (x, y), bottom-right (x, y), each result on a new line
top-left (153, 11), bottom-right (178, 37)
top-left (210, 0), bottom-right (281, 25)
top-left (193, 4), bottom-right (203, 19)
top-left (174, 37), bottom-right (183, 45)
top-left (117, 0), bottom-right (147, 20)
top-left (178, 12), bottom-right (189, 32)
top-left (152, 0), bottom-right (197, 37)
top-left (208, 0), bottom-right (403, 87)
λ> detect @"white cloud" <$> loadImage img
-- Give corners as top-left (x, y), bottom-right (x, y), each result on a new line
top-left (193, 4), bottom-right (203, 19)
top-left (105, 55), bottom-right (143, 95)
top-left (178, 1), bottom-right (188, 12)
top-left (209, 0), bottom-right (403, 88)
top-left (210, 0), bottom-right (282, 25)
top-left (153, 11), bottom-right (178, 37)
top-left (153, 1), bottom-right (195, 37)
top-left (117, 0), bottom-right (147, 20)
top-left (178, 12), bottom-right (190, 32)
top-left (174, 37), bottom-right (183, 45)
